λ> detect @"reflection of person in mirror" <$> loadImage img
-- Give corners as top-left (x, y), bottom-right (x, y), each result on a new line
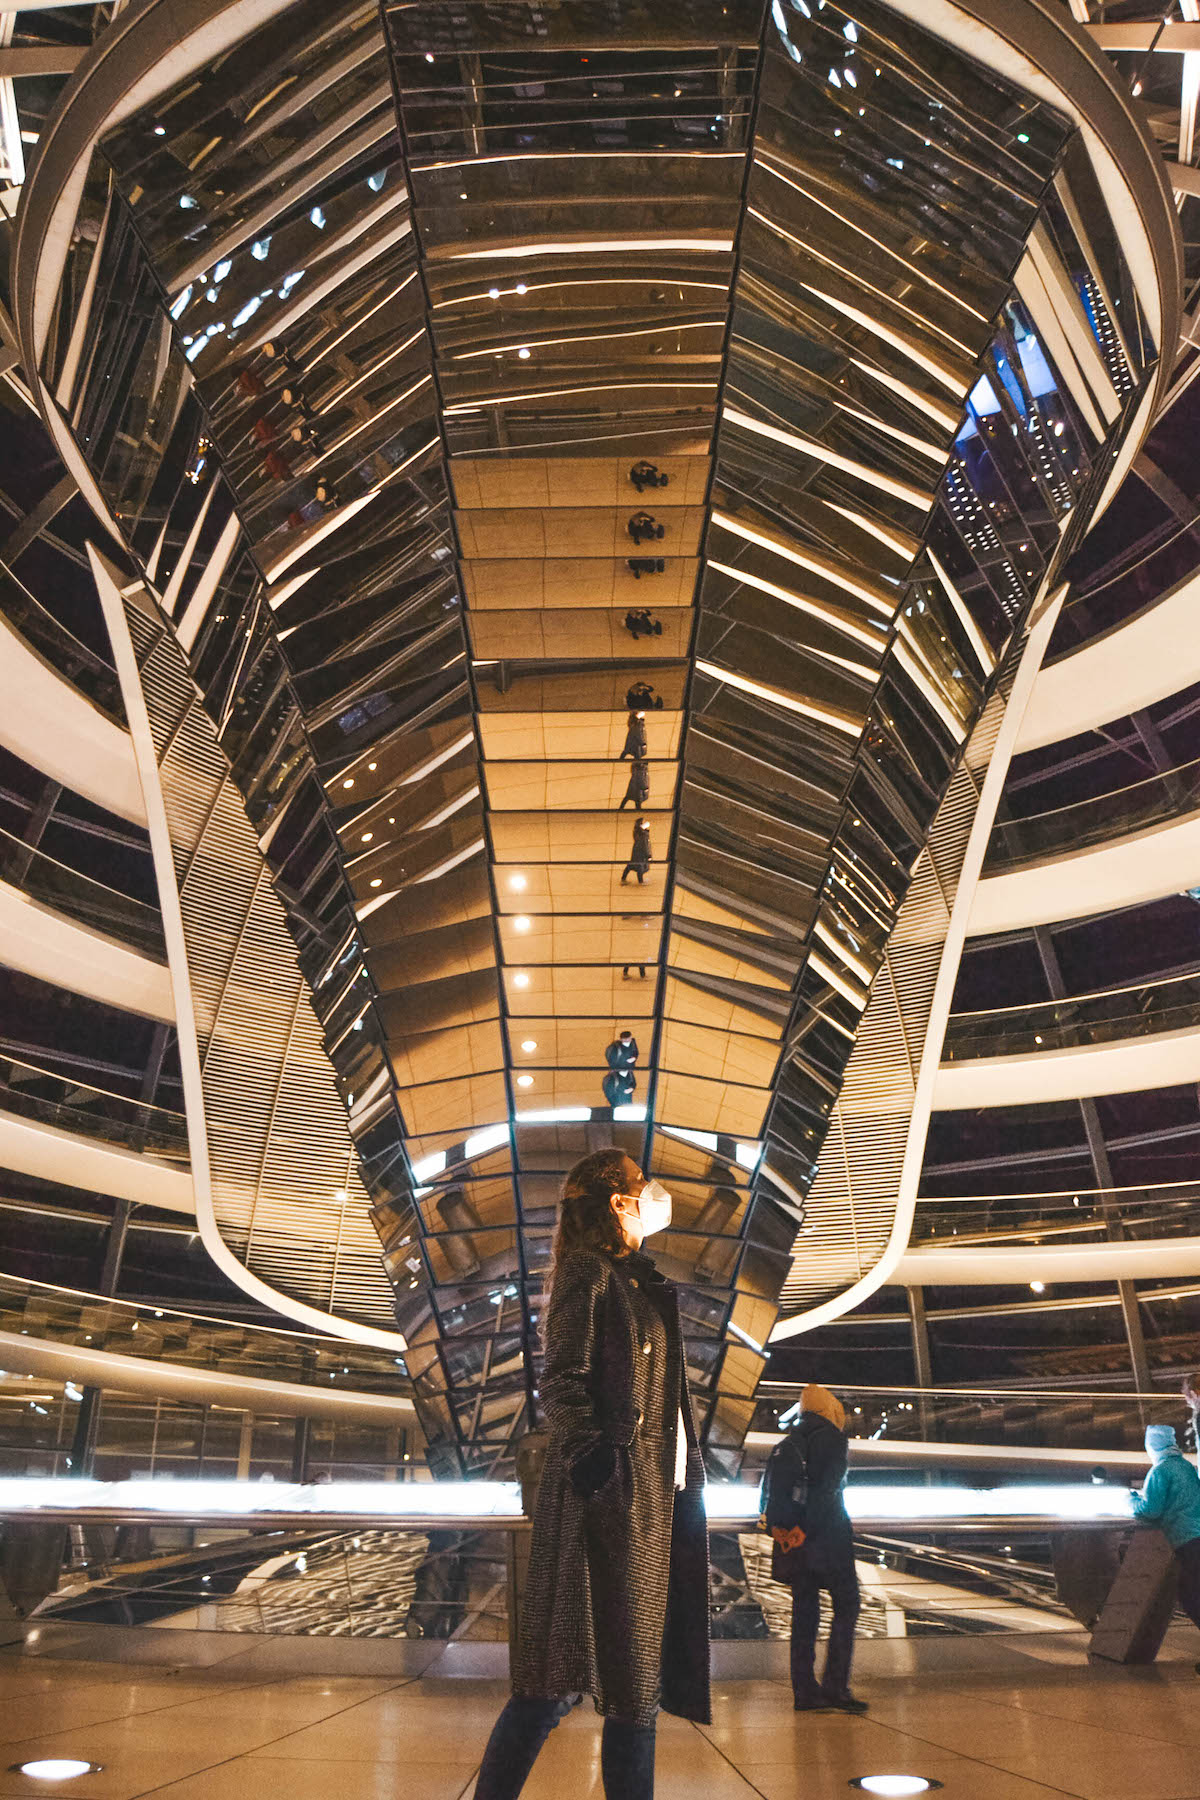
top-left (623, 609), bottom-right (662, 640)
top-left (625, 680), bottom-right (663, 711)
top-left (627, 511), bottom-right (665, 545)
top-left (620, 818), bottom-right (652, 885)
top-left (620, 711), bottom-right (648, 760)
top-left (620, 758), bottom-right (649, 810)
top-left (605, 1030), bottom-right (638, 1072)
top-left (601, 1067), bottom-right (635, 1108)
top-left (474, 1148), bottom-right (709, 1799)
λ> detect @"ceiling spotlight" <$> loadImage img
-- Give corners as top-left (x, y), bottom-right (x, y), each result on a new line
top-left (517, 1074), bottom-right (534, 1088)
top-left (12, 1765), bottom-right (104, 1783)
top-left (1030, 1280), bottom-right (1046, 1294)
top-left (513, 972), bottom-right (530, 988)
top-left (368, 762), bottom-right (377, 771)
top-left (489, 286), bottom-right (501, 298)
top-left (370, 878), bottom-right (382, 888)
top-left (361, 832), bottom-right (373, 843)
top-left (342, 778), bottom-right (354, 789)
top-left (521, 1039), bottom-right (538, 1053)
top-left (509, 873), bottom-right (528, 891)
top-left (513, 915), bottom-right (532, 932)
top-left (334, 1189), bottom-right (348, 1203)
top-left (424, 51), bottom-right (434, 62)
top-left (517, 347), bottom-right (531, 359)
top-left (850, 1781), bottom-right (941, 1796)
top-left (515, 282), bottom-right (527, 294)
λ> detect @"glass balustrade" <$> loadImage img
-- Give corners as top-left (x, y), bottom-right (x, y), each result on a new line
top-left (943, 970), bottom-right (1200, 1059)
top-left (0, 1054), bottom-right (188, 1158)
top-left (987, 753), bottom-right (1200, 867)
top-left (914, 1181), bottom-right (1200, 1248)
top-left (0, 825), bottom-right (164, 956)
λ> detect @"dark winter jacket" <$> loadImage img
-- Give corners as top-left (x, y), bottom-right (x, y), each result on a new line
top-left (629, 823), bottom-right (651, 869)
top-left (605, 1036), bottom-right (639, 1071)
top-left (761, 1414), bottom-right (853, 1583)
top-left (512, 1247), bottom-right (711, 1724)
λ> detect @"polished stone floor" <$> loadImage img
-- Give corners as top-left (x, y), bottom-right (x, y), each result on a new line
top-left (3, 1632), bottom-right (1200, 1800)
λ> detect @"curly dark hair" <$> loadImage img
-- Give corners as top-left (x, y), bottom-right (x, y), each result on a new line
top-left (547, 1147), bottom-right (635, 1299)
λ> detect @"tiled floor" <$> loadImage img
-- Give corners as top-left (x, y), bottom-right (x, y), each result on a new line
top-left (3, 1635), bottom-right (1200, 1800)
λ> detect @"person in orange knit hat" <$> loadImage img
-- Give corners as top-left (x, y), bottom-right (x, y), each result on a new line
top-left (759, 1383), bottom-right (866, 1713)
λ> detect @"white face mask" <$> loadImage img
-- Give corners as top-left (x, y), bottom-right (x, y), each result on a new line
top-left (634, 1179), bottom-right (672, 1237)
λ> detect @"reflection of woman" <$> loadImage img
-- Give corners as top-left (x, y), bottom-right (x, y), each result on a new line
top-left (620, 709), bottom-right (648, 760)
top-left (473, 1149), bottom-right (710, 1800)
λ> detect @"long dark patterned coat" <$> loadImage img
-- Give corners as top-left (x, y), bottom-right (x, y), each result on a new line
top-left (511, 1246), bottom-right (711, 1725)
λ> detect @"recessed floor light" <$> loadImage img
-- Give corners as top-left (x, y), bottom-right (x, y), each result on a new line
top-left (12, 1763), bottom-right (104, 1782)
top-left (850, 1780), bottom-right (941, 1796)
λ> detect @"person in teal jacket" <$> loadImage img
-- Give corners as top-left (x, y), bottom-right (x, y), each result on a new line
top-left (1132, 1424), bottom-right (1200, 1641)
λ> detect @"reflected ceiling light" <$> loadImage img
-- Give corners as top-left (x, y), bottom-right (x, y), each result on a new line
top-left (1030, 1280), bottom-right (1046, 1294)
top-left (368, 762), bottom-right (377, 771)
top-left (513, 916), bottom-right (532, 932)
top-left (333, 1189), bottom-right (348, 1204)
top-left (489, 286), bottom-right (501, 298)
top-left (850, 1781), bottom-right (941, 1796)
top-left (517, 347), bottom-right (531, 359)
top-left (11, 1765), bottom-right (103, 1782)
top-left (515, 283), bottom-right (528, 293)
top-left (509, 873), bottom-right (528, 891)
top-left (342, 778), bottom-right (354, 789)
top-left (361, 832), bottom-right (373, 842)
top-left (517, 1075), bottom-right (534, 1088)
top-left (369, 879), bottom-right (382, 888)
top-left (513, 972), bottom-right (531, 988)
top-left (424, 51), bottom-right (434, 61)
top-left (521, 1040), bottom-right (538, 1053)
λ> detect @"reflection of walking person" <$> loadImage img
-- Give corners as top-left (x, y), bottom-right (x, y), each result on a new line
top-left (620, 758), bottom-right (649, 810)
top-left (473, 1149), bottom-right (710, 1799)
top-left (760, 1385), bottom-right (867, 1714)
top-left (621, 818), bottom-right (652, 885)
top-left (601, 1067), bottom-right (635, 1108)
top-left (620, 711), bottom-right (648, 761)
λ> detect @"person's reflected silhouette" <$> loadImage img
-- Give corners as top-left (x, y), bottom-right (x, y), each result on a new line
top-left (619, 758), bottom-right (649, 810)
top-left (620, 710), bottom-right (648, 760)
top-left (621, 819), bottom-right (652, 886)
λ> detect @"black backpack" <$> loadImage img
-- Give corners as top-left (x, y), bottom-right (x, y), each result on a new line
top-left (759, 1432), bottom-right (808, 1532)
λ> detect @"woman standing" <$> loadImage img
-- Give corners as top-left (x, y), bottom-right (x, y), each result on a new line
top-left (473, 1147), bottom-right (710, 1800)
top-left (760, 1383), bottom-right (866, 1713)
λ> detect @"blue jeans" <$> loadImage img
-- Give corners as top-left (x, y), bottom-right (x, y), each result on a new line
top-left (473, 1695), bottom-right (657, 1800)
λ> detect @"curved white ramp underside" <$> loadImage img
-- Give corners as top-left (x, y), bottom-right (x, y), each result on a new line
top-left (969, 809), bottom-right (1200, 935)
top-left (1017, 567), bottom-right (1200, 754)
top-left (0, 1328), bottom-right (412, 1424)
top-left (0, 876), bottom-right (173, 1020)
top-left (0, 613), bottom-right (146, 824)
top-left (934, 1024), bottom-right (1200, 1109)
top-left (895, 1236), bottom-right (1200, 1286)
top-left (0, 1109), bottom-right (192, 1212)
